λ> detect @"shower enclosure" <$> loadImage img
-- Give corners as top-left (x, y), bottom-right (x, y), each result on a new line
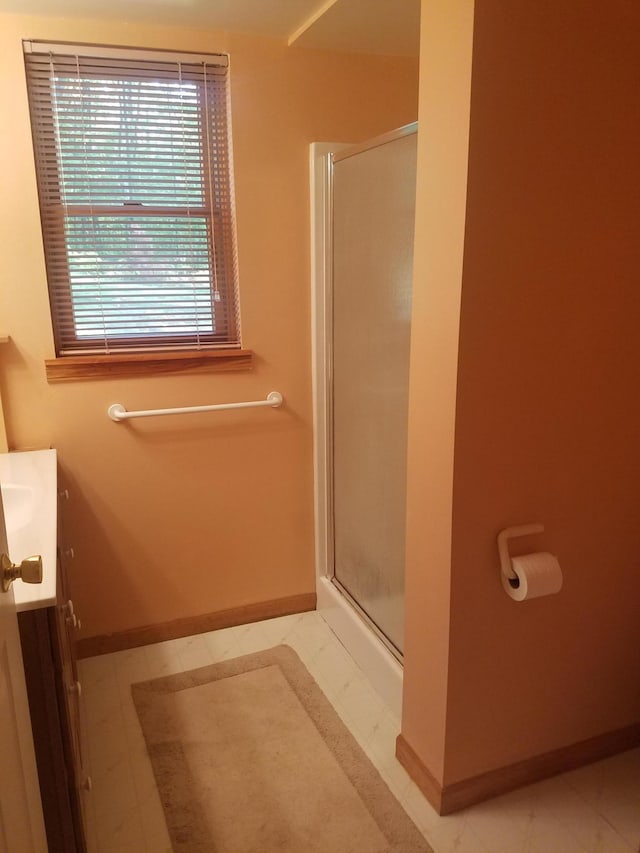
top-left (311, 124), bottom-right (417, 714)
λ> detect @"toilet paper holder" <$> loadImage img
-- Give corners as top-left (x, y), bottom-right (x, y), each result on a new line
top-left (497, 523), bottom-right (544, 586)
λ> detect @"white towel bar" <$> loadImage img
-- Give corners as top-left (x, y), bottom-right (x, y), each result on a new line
top-left (108, 391), bottom-right (283, 422)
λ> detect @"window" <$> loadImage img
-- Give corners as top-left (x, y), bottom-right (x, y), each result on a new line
top-left (24, 41), bottom-right (240, 357)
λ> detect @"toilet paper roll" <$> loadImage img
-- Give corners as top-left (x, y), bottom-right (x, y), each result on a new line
top-left (502, 551), bottom-right (563, 602)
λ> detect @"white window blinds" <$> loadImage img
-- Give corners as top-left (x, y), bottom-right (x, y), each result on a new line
top-left (23, 42), bottom-right (240, 355)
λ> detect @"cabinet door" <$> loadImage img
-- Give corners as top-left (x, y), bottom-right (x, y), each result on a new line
top-left (56, 477), bottom-right (90, 844)
top-left (50, 578), bottom-right (87, 852)
top-left (18, 608), bottom-right (79, 853)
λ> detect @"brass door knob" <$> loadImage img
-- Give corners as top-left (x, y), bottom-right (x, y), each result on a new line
top-left (1, 553), bottom-right (43, 593)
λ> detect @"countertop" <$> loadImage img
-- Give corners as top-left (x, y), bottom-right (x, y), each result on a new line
top-left (0, 448), bottom-right (57, 611)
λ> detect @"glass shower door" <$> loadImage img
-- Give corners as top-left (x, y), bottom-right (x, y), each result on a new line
top-left (331, 127), bottom-right (417, 656)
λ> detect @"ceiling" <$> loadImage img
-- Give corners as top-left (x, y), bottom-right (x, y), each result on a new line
top-left (0, 0), bottom-right (420, 57)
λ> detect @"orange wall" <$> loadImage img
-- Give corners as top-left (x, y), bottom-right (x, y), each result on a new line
top-left (0, 14), bottom-right (418, 638)
top-left (403, 0), bottom-right (640, 790)
top-left (404, 0), bottom-right (640, 791)
top-left (445, 0), bottom-right (640, 783)
top-left (402, 0), bottom-right (474, 784)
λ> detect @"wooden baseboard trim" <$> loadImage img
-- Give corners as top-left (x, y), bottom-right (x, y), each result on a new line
top-left (76, 592), bottom-right (317, 659)
top-left (397, 721), bottom-right (640, 815)
top-left (395, 734), bottom-right (444, 813)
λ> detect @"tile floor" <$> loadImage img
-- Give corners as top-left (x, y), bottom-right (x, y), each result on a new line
top-left (78, 610), bottom-right (640, 853)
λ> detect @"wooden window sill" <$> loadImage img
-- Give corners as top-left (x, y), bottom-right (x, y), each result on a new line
top-left (45, 349), bottom-right (253, 382)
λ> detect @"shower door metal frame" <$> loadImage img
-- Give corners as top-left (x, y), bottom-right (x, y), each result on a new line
top-left (315, 122), bottom-right (418, 665)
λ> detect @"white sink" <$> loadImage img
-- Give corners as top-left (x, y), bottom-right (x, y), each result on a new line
top-left (0, 449), bottom-right (57, 611)
top-left (1, 483), bottom-right (35, 533)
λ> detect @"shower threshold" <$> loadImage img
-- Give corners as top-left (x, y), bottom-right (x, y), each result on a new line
top-left (316, 575), bottom-right (403, 718)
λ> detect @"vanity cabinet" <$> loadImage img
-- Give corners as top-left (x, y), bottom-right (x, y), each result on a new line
top-left (18, 490), bottom-right (88, 853)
